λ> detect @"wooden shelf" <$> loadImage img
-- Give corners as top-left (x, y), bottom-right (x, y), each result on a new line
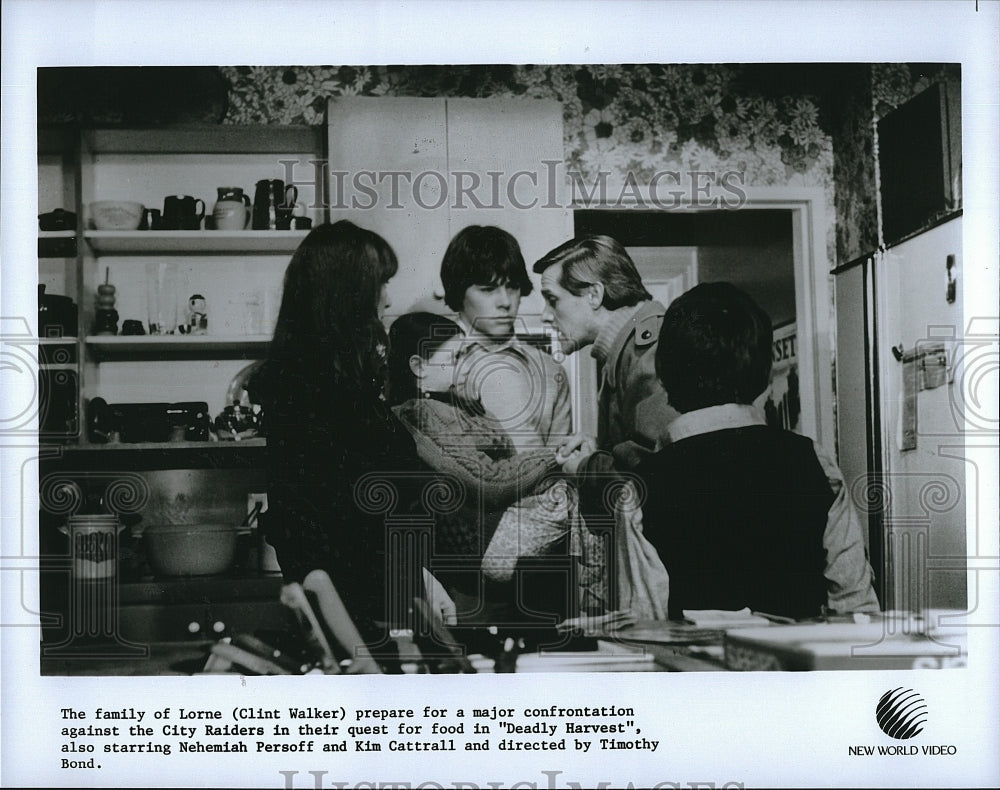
top-left (86, 334), bottom-right (270, 359)
top-left (84, 230), bottom-right (308, 255)
top-left (59, 437), bottom-right (266, 452)
top-left (40, 438), bottom-right (267, 470)
top-left (84, 125), bottom-right (323, 155)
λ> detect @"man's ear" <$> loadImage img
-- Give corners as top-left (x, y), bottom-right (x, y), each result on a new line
top-left (408, 355), bottom-right (425, 378)
top-left (587, 282), bottom-right (605, 309)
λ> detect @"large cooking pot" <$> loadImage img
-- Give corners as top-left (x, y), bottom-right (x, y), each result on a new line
top-left (143, 523), bottom-right (237, 576)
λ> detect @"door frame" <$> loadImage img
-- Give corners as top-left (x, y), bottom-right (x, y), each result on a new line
top-left (571, 186), bottom-right (835, 449)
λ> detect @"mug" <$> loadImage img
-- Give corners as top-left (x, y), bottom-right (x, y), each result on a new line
top-left (139, 208), bottom-right (162, 230)
top-left (213, 187), bottom-right (252, 231)
top-left (162, 195), bottom-right (206, 231)
top-left (252, 180), bottom-right (299, 230)
top-left (275, 202), bottom-right (305, 230)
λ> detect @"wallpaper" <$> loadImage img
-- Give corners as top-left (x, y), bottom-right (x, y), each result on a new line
top-left (219, 64), bottom-right (834, 192)
top-left (38, 64), bottom-right (957, 268)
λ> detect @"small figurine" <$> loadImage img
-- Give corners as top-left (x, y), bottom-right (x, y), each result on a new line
top-left (187, 294), bottom-right (208, 335)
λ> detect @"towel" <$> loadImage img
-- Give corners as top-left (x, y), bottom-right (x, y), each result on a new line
top-left (614, 482), bottom-right (671, 620)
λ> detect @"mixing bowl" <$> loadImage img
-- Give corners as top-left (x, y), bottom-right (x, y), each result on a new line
top-left (143, 523), bottom-right (237, 576)
top-left (90, 201), bottom-right (145, 231)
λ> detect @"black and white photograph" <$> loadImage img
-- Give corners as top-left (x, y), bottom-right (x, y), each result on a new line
top-left (2, 1), bottom-right (998, 788)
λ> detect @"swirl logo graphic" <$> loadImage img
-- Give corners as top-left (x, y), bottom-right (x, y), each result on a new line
top-left (876, 688), bottom-right (928, 739)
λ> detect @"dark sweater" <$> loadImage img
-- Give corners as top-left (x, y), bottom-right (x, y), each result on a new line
top-left (636, 425), bottom-right (833, 620)
top-left (257, 361), bottom-right (426, 646)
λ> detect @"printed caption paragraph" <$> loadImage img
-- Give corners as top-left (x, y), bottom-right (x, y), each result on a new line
top-left (58, 703), bottom-right (665, 768)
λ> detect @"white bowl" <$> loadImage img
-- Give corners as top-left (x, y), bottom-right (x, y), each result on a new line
top-left (90, 201), bottom-right (145, 231)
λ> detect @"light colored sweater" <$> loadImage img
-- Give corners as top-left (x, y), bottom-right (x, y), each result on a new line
top-left (392, 396), bottom-right (557, 510)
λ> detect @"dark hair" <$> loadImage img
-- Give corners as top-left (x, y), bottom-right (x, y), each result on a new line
top-left (655, 282), bottom-right (773, 413)
top-left (532, 234), bottom-right (651, 310)
top-left (266, 220), bottom-right (398, 394)
top-left (386, 312), bottom-right (464, 407)
top-left (440, 225), bottom-right (533, 312)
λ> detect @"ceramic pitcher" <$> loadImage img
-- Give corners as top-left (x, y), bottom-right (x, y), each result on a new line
top-left (213, 187), bottom-right (251, 231)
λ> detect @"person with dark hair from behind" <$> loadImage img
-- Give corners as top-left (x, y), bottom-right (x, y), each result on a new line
top-left (533, 235), bottom-right (678, 478)
top-left (636, 282), bottom-right (879, 620)
top-left (440, 225), bottom-right (571, 452)
top-left (255, 221), bottom-right (450, 672)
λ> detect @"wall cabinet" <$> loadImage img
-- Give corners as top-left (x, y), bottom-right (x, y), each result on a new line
top-left (326, 97), bottom-right (573, 318)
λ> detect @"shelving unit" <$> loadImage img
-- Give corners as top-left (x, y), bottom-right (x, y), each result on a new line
top-left (38, 122), bottom-right (327, 457)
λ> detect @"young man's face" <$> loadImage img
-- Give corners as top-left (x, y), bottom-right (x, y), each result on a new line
top-left (458, 282), bottom-right (522, 339)
top-left (539, 263), bottom-right (598, 353)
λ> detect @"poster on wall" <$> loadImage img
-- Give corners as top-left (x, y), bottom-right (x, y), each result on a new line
top-left (3, 2), bottom-right (999, 790)
top-left (766, 321), bottom-right (800, 433)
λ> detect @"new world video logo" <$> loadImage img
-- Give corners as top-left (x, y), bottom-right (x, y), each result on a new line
top-left (850, 688), bottom-right (955, 757)
top-left (875, 688), bottom-right (928, 740)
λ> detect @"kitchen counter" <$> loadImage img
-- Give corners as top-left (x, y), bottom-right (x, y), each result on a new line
top-left (38, 614), bottom-right (968, 676)
top-left (39, 639), bottom-right (721, 676)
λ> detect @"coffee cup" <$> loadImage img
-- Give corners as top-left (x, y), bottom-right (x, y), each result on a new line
top-left (275, 207), bottom-right (295, 230)
top-left (139, 208), bottom-right (162, 230)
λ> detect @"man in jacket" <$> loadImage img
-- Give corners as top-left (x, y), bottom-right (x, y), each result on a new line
top-left (533, 234), bottom-right (678, 477)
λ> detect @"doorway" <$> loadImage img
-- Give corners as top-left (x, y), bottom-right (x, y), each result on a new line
top-left (568, 188), bottom-right (833, 450)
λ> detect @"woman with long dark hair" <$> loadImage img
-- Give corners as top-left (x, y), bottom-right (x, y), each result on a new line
top-left (256, 221), bottom-right (424, 669)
